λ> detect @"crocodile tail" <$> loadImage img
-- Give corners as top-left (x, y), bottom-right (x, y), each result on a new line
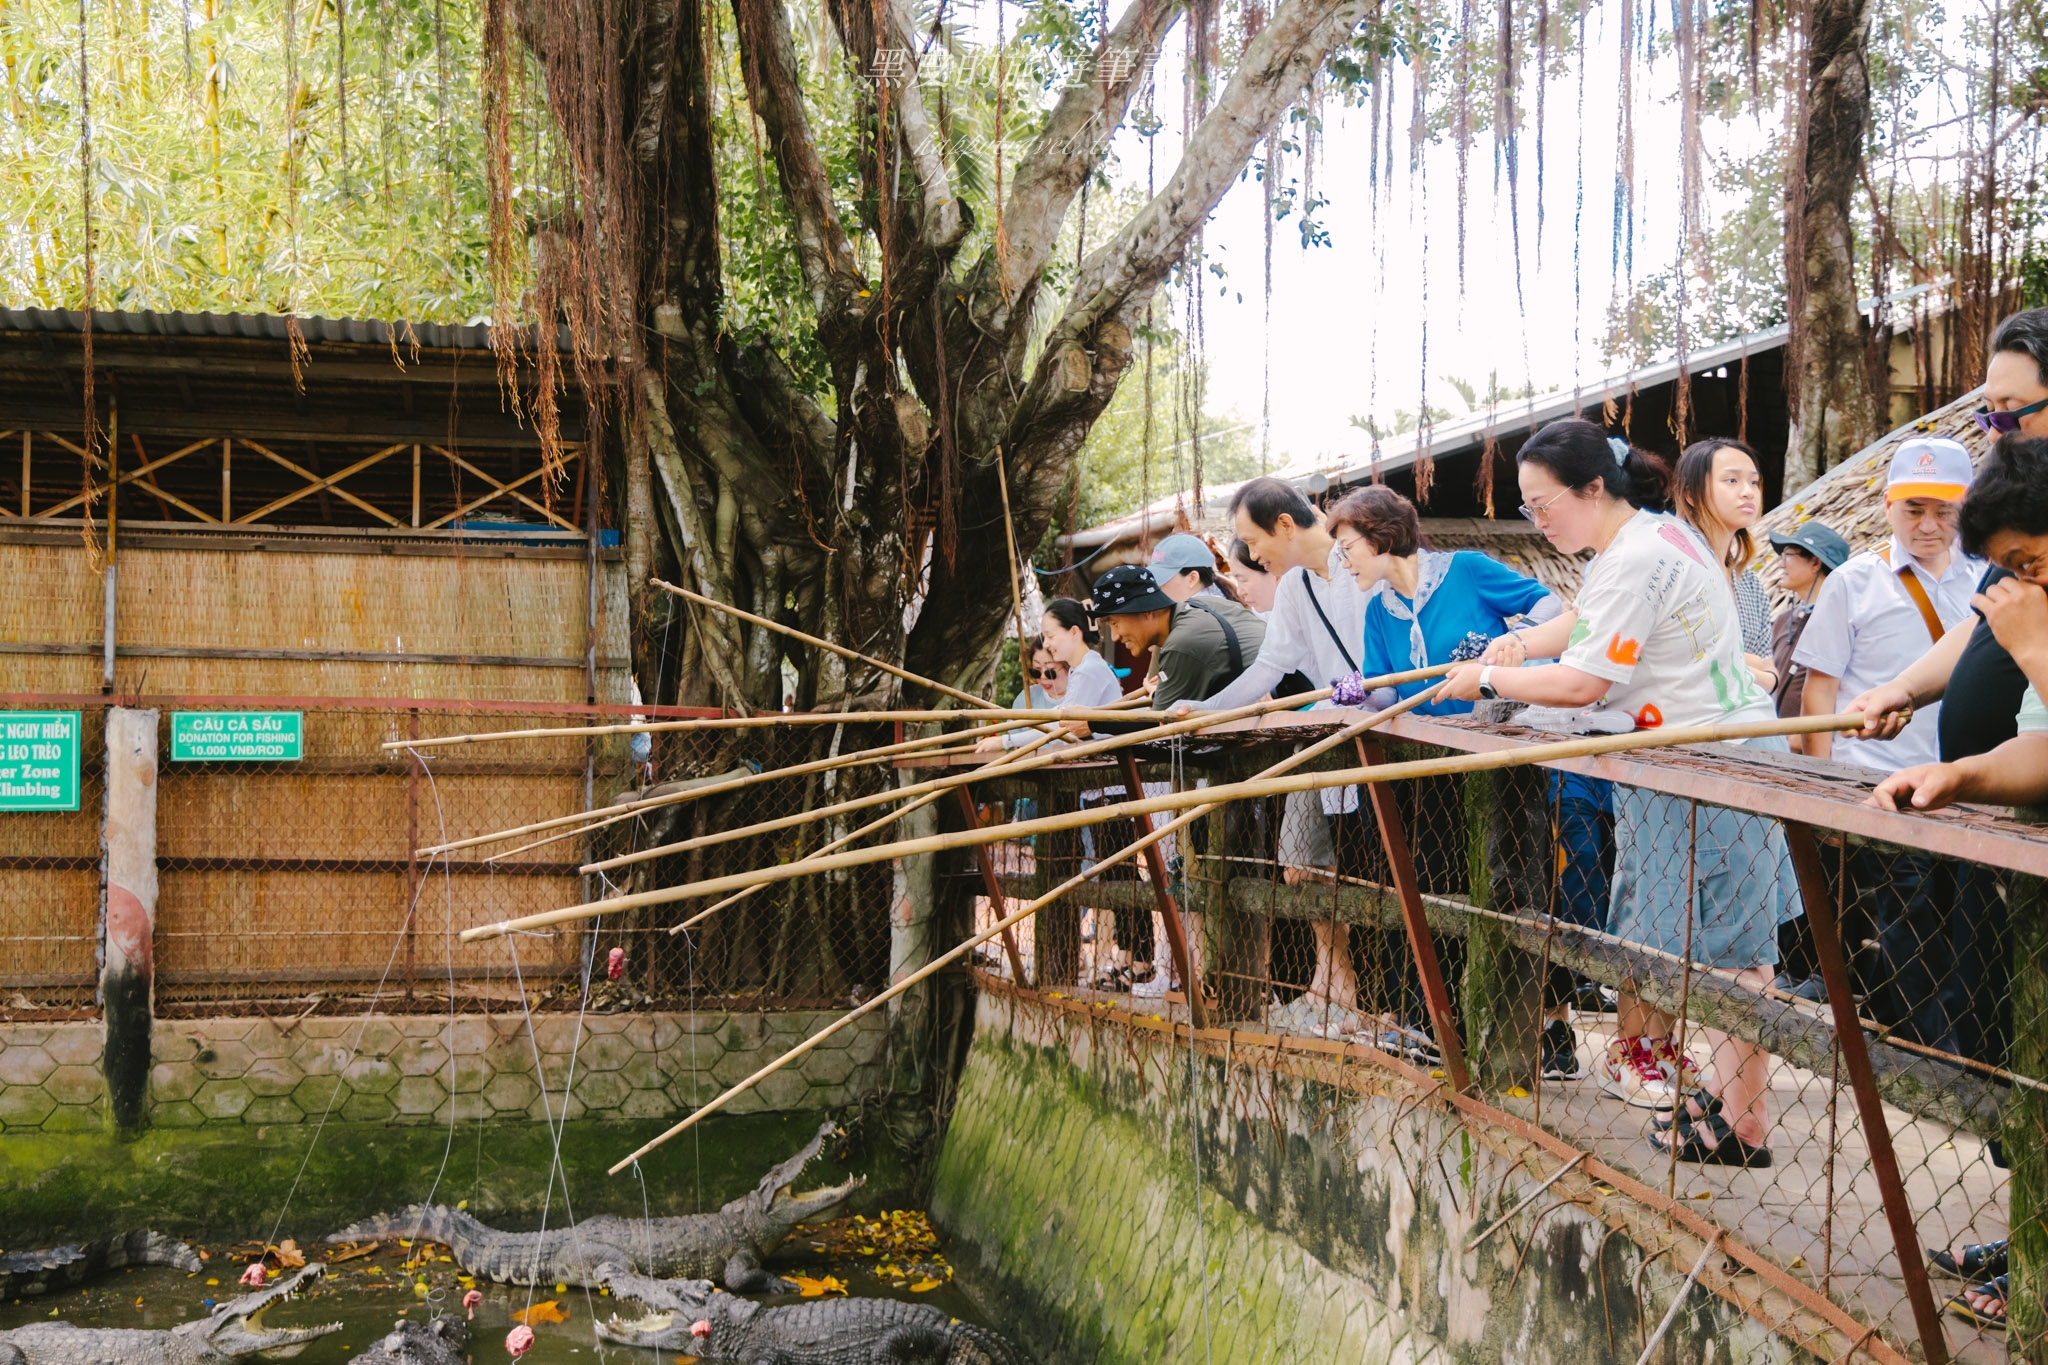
top-left (326, 1205), bottom-right (481, 1252)
top-left (115, 1230), bottom-right (204, 1274)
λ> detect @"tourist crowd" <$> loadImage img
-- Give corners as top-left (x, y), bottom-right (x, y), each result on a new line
top-left (1004, 305), bottom-right (2048, 1331)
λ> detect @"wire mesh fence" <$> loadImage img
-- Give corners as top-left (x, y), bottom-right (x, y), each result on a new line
top-left (0, 700), bottom-right (900, 1016)
top-left (958, 720), bottom-right (2047, 1363)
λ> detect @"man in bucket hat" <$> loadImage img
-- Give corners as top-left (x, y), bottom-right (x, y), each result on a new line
top-left (1088, 563), bottom-right (1265, 711)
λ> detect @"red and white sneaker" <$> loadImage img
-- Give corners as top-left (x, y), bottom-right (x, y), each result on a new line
top-left (1649, 1036), bottom-right (1702, 1090)
top-left (1599, 1035), bottom-right (1676, 1109)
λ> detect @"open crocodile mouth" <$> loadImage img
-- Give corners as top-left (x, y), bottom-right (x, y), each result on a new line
top-left (211, 1264), bottom-right (344, 1359)
top-left (594, 1311), bottom-right (683, 1347)
top-left (769, 1172), bottom-right (864, 1220)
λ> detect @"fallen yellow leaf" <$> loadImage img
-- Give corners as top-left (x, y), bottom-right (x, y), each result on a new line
top-left (909, 1278), bottom-right (941, 1292)
top-left (786, 1274), bottom-right (847, 1298)
top-left (514, 1300), bottom-right (570, 1325)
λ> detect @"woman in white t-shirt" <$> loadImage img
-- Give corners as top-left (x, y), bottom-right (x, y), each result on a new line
top-left (1444, 418), bottom-right (1796, 1169)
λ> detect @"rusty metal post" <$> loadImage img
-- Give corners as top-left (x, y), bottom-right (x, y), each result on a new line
top-left (1782, 820), bottom-right (1950, 1365)
top-left (1356, 737), bottom-right (1471, 1093)
top-left (953, 784), bottom-right (1032, 987)
top-left (1116, 752), bottom-right (1208, 1029)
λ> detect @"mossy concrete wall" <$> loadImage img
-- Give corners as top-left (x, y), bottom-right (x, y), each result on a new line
top-left (0, 1009), bottom-right (885, 1133)
top-left (931, 989), bottom-right (1791, 1365)
top-left (0, 1008), bottom-right (900, 1245)
top-left (0, 1108), bottom-right (904, 1245)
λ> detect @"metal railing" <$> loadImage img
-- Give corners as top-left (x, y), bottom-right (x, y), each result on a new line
top-left (954, 712), bottom-right (2048, 1363)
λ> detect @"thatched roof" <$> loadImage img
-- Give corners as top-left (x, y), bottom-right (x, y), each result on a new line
top-left (1751, 387), bottom-right (1988, 599)
top-left (1417, 519), bottom-right (1587, 598)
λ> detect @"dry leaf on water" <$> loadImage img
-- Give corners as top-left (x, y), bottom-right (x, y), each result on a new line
top-left (513, 1301), bottom-right (570, 1325)
top-left (328, 1243), bottom-right (379, 1264)
top-left (908, 1278), bottom-right (942, 1293)
top-left (270, 1241), bottom-right (307, 1269)
top-left (786, 1274), bottom-right (847, 1298)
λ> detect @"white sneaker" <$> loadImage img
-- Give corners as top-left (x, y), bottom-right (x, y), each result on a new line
top-left (1599, 1035), bottom-right (1676, 1108)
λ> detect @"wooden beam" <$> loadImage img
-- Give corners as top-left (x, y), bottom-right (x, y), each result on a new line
top-left (36, 436), bottom-right (232, 519)
top-left (432, 445), bottom-right (579, 532)
top-left (424, 461), bottom-right (558, 531)
top-left (236, 438), bottom-right (403, 526)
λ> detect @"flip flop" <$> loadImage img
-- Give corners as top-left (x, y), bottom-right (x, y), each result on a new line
top-left (1649, 1109), bottom-right (1772, 1168)
top-left (1942, 1274), bottom-right (2008, 1330)
top-left (1652, 1087), bottom-right (1722, 1133)
top-left (1928, 1240), bottom-right (2007, 1281)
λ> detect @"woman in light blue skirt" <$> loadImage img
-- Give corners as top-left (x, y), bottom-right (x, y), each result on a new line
top-left (1442, 420), bottom-right (1798, 1168)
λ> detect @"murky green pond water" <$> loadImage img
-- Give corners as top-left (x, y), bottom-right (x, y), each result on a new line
top-left (0, 1227), bottom-right (997, 1364)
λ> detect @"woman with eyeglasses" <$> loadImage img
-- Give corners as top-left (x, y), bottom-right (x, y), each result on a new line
top-left (1443, 418), bottom-right (1795, 1169)
top-left (1328, 484), bottom-right (1562, 714)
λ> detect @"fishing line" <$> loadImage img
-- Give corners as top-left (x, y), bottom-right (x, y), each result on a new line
top-left (504, 928), bottom-right (605, 1338)
top-left (265, 747), bottom-right (451, 1251)
top-left (409, 749), bottom-right (463, 1233)
top-left (1170, 732), bottom-right (1214, 1365)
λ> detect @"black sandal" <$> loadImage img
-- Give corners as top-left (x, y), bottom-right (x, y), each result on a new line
top-left (1649, 1108), bottom-right (1772, 1168)
top-left (1652, 1087), bottom-right (1722, 1133)
top-left (1928, 1239), bottom-right (2008, 1281)
top-left (1942, 1274), bottom-right (2008, 1330)
top-left (1092, 965), bottom-right (1133, 991)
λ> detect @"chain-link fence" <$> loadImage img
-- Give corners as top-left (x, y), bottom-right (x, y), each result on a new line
top-left (0, 700), bottom-right (898, 1017)
top-left (957, 716), bottom-right (2048, 1363)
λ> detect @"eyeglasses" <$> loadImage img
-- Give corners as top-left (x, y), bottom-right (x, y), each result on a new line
top-left (1031, 665), bottom-right (1067, 680)
top-left (1518, 487), bottom-right (1571, 523)
top-left (1974, 396), bottom-right (2048, 433)
top-left (1333, 533), bottom-right (1368, 559)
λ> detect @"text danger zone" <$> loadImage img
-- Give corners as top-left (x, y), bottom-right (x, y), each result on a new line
top-left (0, 711), bottom-right (80, 810)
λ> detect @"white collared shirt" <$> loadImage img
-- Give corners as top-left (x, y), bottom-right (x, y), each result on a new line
top-left (1792, 534), bottom-right (1986, 771)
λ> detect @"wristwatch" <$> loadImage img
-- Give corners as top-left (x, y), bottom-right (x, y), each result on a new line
top-left (1478, 666), bottom-right (1499, 701)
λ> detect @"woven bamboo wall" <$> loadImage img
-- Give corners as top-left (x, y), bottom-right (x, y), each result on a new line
top-left (0, 537), bottom-right (631, 703)
top-left (0, 531), bottom-right (638, 1002)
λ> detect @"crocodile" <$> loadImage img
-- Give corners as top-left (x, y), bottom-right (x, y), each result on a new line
top-left (593, 1268), bottom-right (1033, 1365)
top-left (2, 1231), bottom-right (204, 1299)
top-left (344, 1316), bottom-right (467, 1365)
top-left (327, 1120), bottom-right (859, 1293)
top-left (0, 1263), bottom-right (339, 1365)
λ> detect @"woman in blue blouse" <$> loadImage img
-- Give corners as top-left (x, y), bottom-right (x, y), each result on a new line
top-left (1329, 485), bottom-right (1596, 1079)
top-left (1328, 485), bottom-right (1563, 711)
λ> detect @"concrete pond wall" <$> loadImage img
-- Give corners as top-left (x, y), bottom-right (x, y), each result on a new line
top-left (931, 986), bottom-right (1810, 1365)
top-left (0, 1008), bottom-right (895, 1242)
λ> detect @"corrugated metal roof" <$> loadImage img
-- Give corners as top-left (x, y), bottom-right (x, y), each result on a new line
top-left (0, 306), bottom-right (572, 353)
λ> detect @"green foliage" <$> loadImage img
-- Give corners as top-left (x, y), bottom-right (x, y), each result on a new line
top-left (0, 0), bottom-right (528, 321)
top-left (1061, 330), bottom-right (1270, 534)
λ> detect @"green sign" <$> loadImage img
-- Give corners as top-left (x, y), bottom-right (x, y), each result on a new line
top-left (171, 711), bottom-right (303, 762)
top-left (0, 711), bottom-right (81, 811)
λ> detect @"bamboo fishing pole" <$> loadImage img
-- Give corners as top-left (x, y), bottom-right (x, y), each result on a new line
top-left (384, 703), bottom-right (1182, 752)
top-left (669, 727), bottom-right (1064, 936)
top-left (655, 579), bottom-right (996, 710)
top-left (465, 710), bottom-right (1871, 946)
top-left (421, 691), bottom-right (1157, 860)
top-left (606, 682), bottom-right (1452, 1172)
top-left (575, 666), bottom-right (1454, 878)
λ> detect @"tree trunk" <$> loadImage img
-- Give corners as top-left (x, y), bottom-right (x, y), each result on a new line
top-left (1783, 0), bottom-right (1879, 492)
top-left (511, 0), bottom-right (1376, 711)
